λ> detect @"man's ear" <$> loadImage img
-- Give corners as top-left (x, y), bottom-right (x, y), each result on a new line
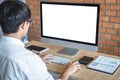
top-left (20, 21), bottom-right (27, 30)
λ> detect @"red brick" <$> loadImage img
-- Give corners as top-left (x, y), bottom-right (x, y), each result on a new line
top-left (106, 11), bottom-right (116, 16)
top-left (98, 45), bottom-right (103, 52)
top-left (98, 50), bottom-right (103, 53)
top-left (119, 53), bottom-right (120, 56)
top-left (111, 5), bottom-right (120, 10)
top-left (29, 5), bottom-right (36, 10)
top-left (29, 29), bottom-right (35, 35)
top-left (99, 22), bottom-right (103, 27)
top-left (100, 33), bottom-right (111, 39)
top-left (99, 27), bottom-right (106, 33)
top-left (112, 36), bottom-right (120, 41)
top-left (74, 0), bottom-right (83, 2)
top-left (35, 20), bottom-right (40, 24)
top-left (98, 50), bottom-right (108, 54)
top-left (103, 46), bottom-right (113, 51)
top-left (65, 0), bottom-right (73, 2)
top-left (84, 0), bottom-right (93, 3)
top-left (118, 0), bottom-right (120, 4)
top-left (99, 39), bottom-right (107, 44)
top-left (114, 23), bottom-right (120, 29)
top-left (33, 37), bottom-right (40, 41)
top-left (100, 16), bottom-right (109, 21)
top-left (107, 40), bottom-right (118, 46)
top-left (114, 47), bottom-right (120, 52)
top-left (107, 28), bottom-right (117, 34)
top-left (35, 31), bottom-right (40, 36)
top-left (32, 25), bottom-right (40, 29)
top-left (118, 30), bottom-right (120, 35)
top-left (33, 15), bottom-right (40, 20)
top-left (35, 31), bottom-right (41, 36)
top-left (56, 0), bottom-right (65, 2)
top-left (101, 4), bottom-right (110, 10)
top-left (103, 22), bottom-right (113, 28)
top-left (117, 11), bottom-right (120, 16)
top-left (110, 17), bottom-right (120, 23)
top-left (27, 0), bottom-right (37, 5)
top-left (105, 0), bottom-right (116, 4)
top-left (119, 42), bottom-right (120, 46)
top-left (100, 10), bottom-right (105, 15)
top-left (37, 1), bottom-right (40, 4)
top-left (31, 10), bottom-right (38, 14)
top-left (36, 6), bottom-right (40, 10)
top-left (31, 20), bottom-right (35, 25)
top-left (95, 0), bottom-right (104, 3)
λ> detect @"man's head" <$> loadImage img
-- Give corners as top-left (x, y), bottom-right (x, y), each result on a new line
top-left (0, 0), bottom-right (31, 38)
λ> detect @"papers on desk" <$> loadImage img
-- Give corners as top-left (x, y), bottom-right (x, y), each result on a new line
top-left (87, 55), bottom-right (120, 74)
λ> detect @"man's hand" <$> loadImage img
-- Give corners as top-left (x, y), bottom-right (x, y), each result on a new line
top-left (41, 54), bottom-right (53, 64)
top-left (61, 61), bottom-right (81, 80)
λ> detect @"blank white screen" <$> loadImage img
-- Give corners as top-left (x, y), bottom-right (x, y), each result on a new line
top-left (42, 4), bottom-right (98, 44)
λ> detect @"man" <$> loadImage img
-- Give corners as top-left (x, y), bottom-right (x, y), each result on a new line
top-left (0, 1), bottom-right (80, 80)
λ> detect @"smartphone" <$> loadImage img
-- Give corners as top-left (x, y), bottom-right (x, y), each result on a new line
top-left (78, 56), bottom-right (94, 65)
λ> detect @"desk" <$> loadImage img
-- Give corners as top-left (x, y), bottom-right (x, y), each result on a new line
top-left (26, 41), bottom-right (120, 80)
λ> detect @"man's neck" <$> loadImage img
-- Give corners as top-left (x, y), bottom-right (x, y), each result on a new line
top-left (4, 33), bottom-right (22, 40)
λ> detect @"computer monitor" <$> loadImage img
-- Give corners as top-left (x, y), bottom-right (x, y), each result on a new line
top-left (40, 2), bottom-right (100, 54)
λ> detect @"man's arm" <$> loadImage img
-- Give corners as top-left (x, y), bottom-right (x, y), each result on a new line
top-left (41, 54), bottom-right (81, 80)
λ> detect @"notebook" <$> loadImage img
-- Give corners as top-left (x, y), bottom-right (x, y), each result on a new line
top-left (88, 56), bottom-right (120, 74)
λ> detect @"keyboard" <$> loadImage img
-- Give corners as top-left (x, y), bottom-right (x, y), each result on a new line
top-left (50, 55), bottom-right (71, 65)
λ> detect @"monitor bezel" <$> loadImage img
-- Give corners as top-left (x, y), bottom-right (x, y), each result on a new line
top-left (40, 2), bottom-right (100, 46)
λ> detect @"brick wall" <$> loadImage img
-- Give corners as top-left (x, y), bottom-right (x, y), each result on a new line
top-left (27, 0), bottom-right (120, 56)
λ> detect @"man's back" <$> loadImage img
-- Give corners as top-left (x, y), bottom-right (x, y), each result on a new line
top-left (0, 36), bottom-right (54, 80)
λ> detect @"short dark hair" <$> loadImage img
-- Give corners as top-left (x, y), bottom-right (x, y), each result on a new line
top-left (0, 1), bottom-right (31, 34)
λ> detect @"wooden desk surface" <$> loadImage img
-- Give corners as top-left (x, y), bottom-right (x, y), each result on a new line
top-left (26, 41), bottom-right (120, 80)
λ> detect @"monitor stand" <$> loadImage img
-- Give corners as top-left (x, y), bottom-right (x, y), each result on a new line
top-left (58, 47), bottom-right (79, 56)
